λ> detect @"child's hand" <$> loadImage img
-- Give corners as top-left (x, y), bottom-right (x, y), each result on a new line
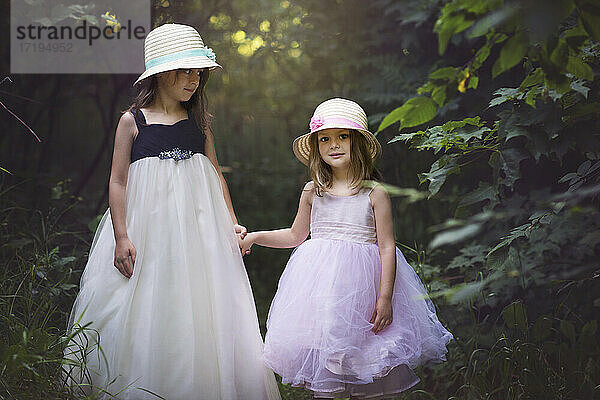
top-left (234, 223), bottom-right (247, 239)
top-left (114, 237), bottom-right (136, 279)
top-left (240, 232), bottom-right (256, 256)
top-left (370, 296), bottom-right (393, 334)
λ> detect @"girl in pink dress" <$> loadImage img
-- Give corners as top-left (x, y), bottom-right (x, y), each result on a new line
top-left (241, 98), bottom-right (453, 399)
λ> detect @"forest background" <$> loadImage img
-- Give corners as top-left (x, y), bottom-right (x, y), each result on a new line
top-left (1, 0), bottom-right (599, 399)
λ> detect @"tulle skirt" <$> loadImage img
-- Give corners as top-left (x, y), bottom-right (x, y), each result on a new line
top-left (64, 154), bottom-right (280, 400)
top-left (264, 238), bottom-right (453, 399)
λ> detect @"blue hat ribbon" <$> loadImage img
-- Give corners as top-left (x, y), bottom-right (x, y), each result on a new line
top-left (145, 48), bottom-right (216, 69)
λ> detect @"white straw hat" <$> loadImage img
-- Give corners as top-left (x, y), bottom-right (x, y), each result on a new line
top-left (292, 98), bottom-right (382, 165)
top-left (133, 23), bottom-right (221, 87)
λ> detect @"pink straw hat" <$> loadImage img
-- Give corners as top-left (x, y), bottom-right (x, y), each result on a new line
top-left (292, 98), bottom-right (382, 165)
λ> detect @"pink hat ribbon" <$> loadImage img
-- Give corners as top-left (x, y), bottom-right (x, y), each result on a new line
top-left (309, 115), bottom-right (364, 132)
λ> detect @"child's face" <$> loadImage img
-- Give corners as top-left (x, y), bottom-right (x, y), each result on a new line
top-left (157, 68), bottom-right (205, 101)
top-left (317, 128), bottom-right (351, 169)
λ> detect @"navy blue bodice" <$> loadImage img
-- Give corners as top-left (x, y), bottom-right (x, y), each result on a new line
top-left (129, 107), bottom-right (206, 163)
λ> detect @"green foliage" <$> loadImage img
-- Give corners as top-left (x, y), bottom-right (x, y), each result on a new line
top-left (379, 0), bottom-right (600, 397)
top-left (394, 0), bottom-right (599, 132)
top-left (377, 97), bottom-right (438, 132)
top-left (434, 0), bottom-right (502, 55)
top-left (0, 179), bottom-right (102, 399)
top-left (454, 303), bottom-right (600, 399)
top-left (492, 31), bottom-right (528, 78)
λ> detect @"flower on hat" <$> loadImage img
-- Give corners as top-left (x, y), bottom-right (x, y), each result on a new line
top-left (310, 115), bottom-right (324, 131)
top-left (205, 48), bottom-right (216, 62)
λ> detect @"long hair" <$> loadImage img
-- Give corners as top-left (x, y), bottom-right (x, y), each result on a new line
top-left (308, 129), bottom-right (381, 196)
top-left (126, 69), bottom-right (212, 133)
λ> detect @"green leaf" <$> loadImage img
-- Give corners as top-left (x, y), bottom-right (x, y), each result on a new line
top-left (505, 126), bottom-right (530, 141)
top-left (429, 66), bottom-right (459, 80)
top-left (435, 13), bottom-right (474, 55)
top-left (467, 75), bottom-right (479, 89)
top-left (560, 319), bottom-right (576, 344)
top-left (472, 43), bottom-right (491, 70)
top-left (447, 280), bottom-right (485, 304)
top-left (437, 270), bottom-right (503, 304)
top-left (441, 116), bottom-right (482, 131)
top-left (520, 68), bottom-right (544, 88)
top-left (388, 131), bottom-right (425, 145)
top-left (430, 223), bottom-right (482, 248)
top-left (378, 106), bottom-right (411, 132)
top-left (488, 148), bottom-right (527, 189)
top-left (468, 4), bottom-right (519, 38)
top-left (418, 154), bottom-right (460, 197)
top-left (500, 148), bottom-right (527, 187)
top-left (373, 182), bottom-right (429, 202)
top-left (558, 172), bottom-right (578, 184)
top-left (492, 31), bottom-right (528, 78)
top-left (489, 87), bottom-right (522, 107)
top-left (550, 39), bottom-right (569, 67)
top-left (566, 56), bottom-right (594, 81)
top-left (570, 80), bottom-right (590, 98)
top-left (431, 86), bottom-right (447, 107)
top-left (56, 256), bottom-right (76, 266)
top-left (486, 244), bottom-right (509, 268)
top-left (545, 74), bottom-right (572, 94)
top-left (525, 88), bottom-right (541, 108)
top-left (458, 182), bottom-right (499, 207)
top-left (417, 81), bottom-right (436, 95)
top-left (455, 126), bottom-right (491, 142)
top-left (578, 160), bottom-right (592, 175)
top-left (378, 97), bottom-right (438, 132)
top-left (502, 301), bottom-right (528, 331)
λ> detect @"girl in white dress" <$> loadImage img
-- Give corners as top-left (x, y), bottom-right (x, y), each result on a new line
top-left (63, 23), bottom-right (281, 400)
top-left (241, 98), bottom-right (453, 399)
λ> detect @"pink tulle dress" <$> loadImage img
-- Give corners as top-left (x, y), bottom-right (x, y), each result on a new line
top-left (263, 186), bottom-right (453, 399)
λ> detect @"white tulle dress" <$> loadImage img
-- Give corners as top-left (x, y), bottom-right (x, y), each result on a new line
top-left (64, 108), bottom-right (281, 400)
top-left (264, 186), bottom-right (453, 399)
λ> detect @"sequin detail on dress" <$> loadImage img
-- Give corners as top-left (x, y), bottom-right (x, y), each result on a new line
top-left (158, 147), bottom-right (195, 161)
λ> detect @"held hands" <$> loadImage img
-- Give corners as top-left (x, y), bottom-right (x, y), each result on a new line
top-left (239, 232), bottom-right (255, 256)
top-left (234, 224), bottom-right (253, 256)
top-left (234, 224), bottom-right (247, 240)
top-left (370, 296), bottom-right (393, 334)
top-left (114, 237), bottom-right (136, 279)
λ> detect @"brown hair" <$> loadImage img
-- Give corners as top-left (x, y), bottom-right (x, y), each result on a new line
top-left (308, 129), bottom-right (381, 196)
top-left (127, 69), bottom-right (212, 133)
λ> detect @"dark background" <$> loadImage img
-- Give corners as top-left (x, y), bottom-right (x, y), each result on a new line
top-left (1, 0), bottom-right (599, 399)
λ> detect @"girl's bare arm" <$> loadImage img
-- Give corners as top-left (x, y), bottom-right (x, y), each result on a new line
top-left (243, 182), bottom-right (314, 250)
top-left (370, 184), bottom-right (396, 333)
top-left (108, 111), bottom-right (137, 278)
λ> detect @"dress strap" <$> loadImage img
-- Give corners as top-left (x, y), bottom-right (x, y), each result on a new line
top-left (365, 182), bottom-right (378, 196)
top-left (130, 107), bottom-right (147, 128)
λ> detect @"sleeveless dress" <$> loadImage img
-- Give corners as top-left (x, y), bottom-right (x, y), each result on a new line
top-left (263, 186), bottom-right (453, 399)
top-left (64, 108), bottom-right (281, 400)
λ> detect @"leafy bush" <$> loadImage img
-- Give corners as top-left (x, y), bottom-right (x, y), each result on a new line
top-left (0, 178), bottom-right (96, 399)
